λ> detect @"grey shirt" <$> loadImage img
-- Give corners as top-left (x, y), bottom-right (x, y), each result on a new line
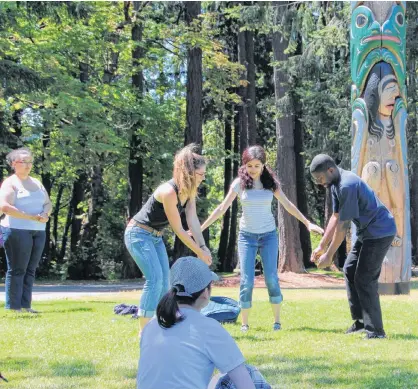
top-left (232, 178), bottom-right (276, 234)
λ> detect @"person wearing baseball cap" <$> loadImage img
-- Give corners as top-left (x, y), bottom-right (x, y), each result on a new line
top-left (136, 256), bottom-right (262, 389)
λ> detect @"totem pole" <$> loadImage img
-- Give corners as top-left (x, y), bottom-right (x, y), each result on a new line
top-left (351, 1), bottom-right (411, 294)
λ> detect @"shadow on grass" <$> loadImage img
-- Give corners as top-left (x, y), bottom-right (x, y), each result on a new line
top-left (83, 300), bottom-right (118, 304)
top-left (286, 326), bottom-right (342, 334)
top-left (233, 334), bottom-right (276, 342)
top-left (251, 356), bottom-right (418, 388)
top-left (42, 307), bottom-right (94, 314)
top-left (0, 357), bottom-right (41, 370)
top-left (390, 333), bottom-right (418, 341)
top-left (51, 360), bottom-right (96, 377)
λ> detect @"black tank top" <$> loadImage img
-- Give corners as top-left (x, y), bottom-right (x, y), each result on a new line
top-left (133, 179), bottom-right (188, 231)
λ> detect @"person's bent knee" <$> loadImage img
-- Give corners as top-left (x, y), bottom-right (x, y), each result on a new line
top-left (354, 273), bottom-right (376, 290)
top-left (343, 263), bottom-right (355, 281)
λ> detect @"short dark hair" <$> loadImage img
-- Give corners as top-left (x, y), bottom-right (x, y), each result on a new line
top-left (310, 154), bottom-right (337, 174)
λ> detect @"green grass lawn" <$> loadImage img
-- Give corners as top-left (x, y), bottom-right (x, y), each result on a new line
top-left (1, 287), bottom-right (418, 389)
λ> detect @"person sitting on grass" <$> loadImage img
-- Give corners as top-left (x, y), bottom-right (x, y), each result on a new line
top-left (137, 256), bottom-right (270, 389)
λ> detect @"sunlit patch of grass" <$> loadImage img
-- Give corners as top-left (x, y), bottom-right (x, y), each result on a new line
top-left (1, 287), bottom-right (417, 388)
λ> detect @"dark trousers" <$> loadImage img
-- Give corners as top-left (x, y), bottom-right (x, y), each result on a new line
top-left (343, 235), bottom-right (394, 334)
top-left (2, 227), bottom-right (46, 310)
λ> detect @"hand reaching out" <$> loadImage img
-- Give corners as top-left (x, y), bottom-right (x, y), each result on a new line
top-left (307, 222), bottom-right (324, 235)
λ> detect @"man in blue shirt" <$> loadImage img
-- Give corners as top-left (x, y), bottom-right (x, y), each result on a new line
top-left (310, 154), bottom-right (396, 339)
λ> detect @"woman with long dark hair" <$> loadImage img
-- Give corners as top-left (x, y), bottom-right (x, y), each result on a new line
top-left (125, 144), bottom-right (212, 334)
top-left (200, 145), bottom-right (323, 332)
top-left (137, 256), bottom-right (258, 389)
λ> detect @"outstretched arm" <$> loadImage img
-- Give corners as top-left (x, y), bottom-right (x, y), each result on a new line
top-left (201, 188), bottom-right (237, 232)
top-left (274, 188), bottom-right (324, 234)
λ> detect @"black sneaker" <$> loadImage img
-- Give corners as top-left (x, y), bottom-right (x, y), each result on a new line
top-left (364, 331), bottom-right (386, 339)
top-left (345, 320), bottom-right (365, 334)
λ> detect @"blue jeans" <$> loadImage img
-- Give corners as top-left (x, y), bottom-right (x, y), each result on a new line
top-left (238, 229), bottom-right (283, 309)
top-left (2, 227), bottom-right (46, 310)
top-left (124, 226), bottom-right (169, 318)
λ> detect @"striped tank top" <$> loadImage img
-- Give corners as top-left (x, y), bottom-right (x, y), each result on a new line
top-left (232, 178), bottom-right (276, 234)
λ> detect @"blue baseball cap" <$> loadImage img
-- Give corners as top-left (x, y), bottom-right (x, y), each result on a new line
top-left (170, 256), bottom-right (218, 297)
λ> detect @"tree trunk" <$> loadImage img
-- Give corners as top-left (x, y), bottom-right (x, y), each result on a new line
top-left (292, 36), bottom-right (312, 268)
top-left (226, 112), bottom-right (241, 270)
top-left (59, 196), bottom-right (73, 263)
top-left (173, 1), bottom-right (205, 261)
top-left (272, 3), bottom-right (304, 273)
top-left (79, 165), bottom-right (105, 259)
top-left (184, 1), bottom-right (203, 146)
top-left (69, 173), bottom-right (86, 257)
top-left (38, 126), bottom-right (52, 275)
top-left (67, 60), bottom-right (89, 278)
top-left (245, 30), bottom-right (257, 146)
top-left (218, 109), bottom-right (233, 270)
top-left (237, 30), bottom-right (248, 153)
top-left (294, 111), bottom-right (312, 268)
top-left (123, 1), bottom-right (145, 278)
top-left (128, 1), bottom-right (144, 220)
top-left (52, 184), bottom-right (64, 261)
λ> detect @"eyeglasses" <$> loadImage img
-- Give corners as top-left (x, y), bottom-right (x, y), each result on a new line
top-left (16, 161), bottom-right (33, 165)
top-left (195, 172), bottom-right (206, 178)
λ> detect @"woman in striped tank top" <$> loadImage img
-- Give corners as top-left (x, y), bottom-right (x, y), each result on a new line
top-left (0, 148), bottom-right (52, 313)
top-left (201, 146), bottom-right (323, 332)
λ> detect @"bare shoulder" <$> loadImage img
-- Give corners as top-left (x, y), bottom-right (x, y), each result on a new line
top-left (231, 177), bottom-right (240, 187)
top-left (154, 182), bottom-right (177, 203)
top-left (230, 177), bottom-right (241, 192)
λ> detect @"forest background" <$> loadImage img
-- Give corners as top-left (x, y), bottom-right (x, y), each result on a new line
top-left (1, 1), bottom-right (417, 280)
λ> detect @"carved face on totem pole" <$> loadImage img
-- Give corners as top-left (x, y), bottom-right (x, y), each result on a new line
top-left (350, 2), bottom-right (411, 289)
top-left (363, 62), bottom-right (400, 141)
top-left (351, 1), bottom-right (406, 102)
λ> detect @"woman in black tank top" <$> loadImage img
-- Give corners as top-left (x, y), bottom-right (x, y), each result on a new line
top-left (124, 144), bottom-right (212, 334)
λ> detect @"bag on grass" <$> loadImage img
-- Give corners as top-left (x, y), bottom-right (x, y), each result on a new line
top-left (201, 296), bottom-right (241, 324)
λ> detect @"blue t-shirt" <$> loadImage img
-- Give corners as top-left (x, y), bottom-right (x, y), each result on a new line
top-left (137, 307), bottom-right (245, 389)
top-left (332, 168), bottom-right (396, 241)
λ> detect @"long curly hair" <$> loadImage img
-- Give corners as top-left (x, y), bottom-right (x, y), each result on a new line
top-left (173, 143), bottom-right (206, 199)
top-left (363, 62), bottom-right (397, 141)
top-left (238, 145), bottom-right (280, 192)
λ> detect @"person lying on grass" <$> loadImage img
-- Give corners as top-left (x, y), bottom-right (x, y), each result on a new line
top-left (137, 256), bottom-right (268, 389)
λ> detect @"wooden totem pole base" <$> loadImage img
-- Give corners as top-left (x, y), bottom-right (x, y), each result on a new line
top-left (379, 282), bottom-right (410, 295)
